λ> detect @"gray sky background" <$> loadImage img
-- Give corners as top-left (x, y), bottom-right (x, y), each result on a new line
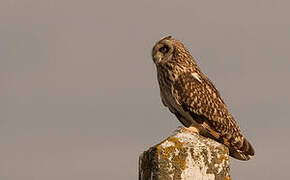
top-left (1, 0), bottom-right (290, 179)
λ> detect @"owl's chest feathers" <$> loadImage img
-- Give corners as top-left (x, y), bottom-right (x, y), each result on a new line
top-left (157, 65), bottom-right (176, 95)
top-left (157, 63), bottom-right (196, 90)
top-left (157, 64), bottom-right (186, 107)
top-left (157, 64), bottom-right (197, 125)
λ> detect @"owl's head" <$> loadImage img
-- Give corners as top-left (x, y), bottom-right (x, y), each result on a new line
top-left (152, 36), bottom-right (194, 66)
top-left (152, 36), bottom-right (175, 64)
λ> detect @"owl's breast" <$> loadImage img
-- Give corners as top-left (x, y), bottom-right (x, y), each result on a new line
top-left (157, 69), bottom-right (175, 108)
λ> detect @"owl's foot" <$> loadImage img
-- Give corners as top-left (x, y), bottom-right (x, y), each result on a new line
top-left (181, 126), bottom-right (200, 135)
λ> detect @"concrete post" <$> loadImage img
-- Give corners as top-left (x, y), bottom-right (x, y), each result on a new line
top-left (139, 127), bottom-right (231, 180)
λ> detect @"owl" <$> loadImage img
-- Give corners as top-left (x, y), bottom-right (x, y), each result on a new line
top-left (151, 36), bottom-right (255, 160)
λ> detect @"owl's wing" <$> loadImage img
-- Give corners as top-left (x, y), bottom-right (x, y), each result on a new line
top-left (172, 72), bottom-right (232, 131)
top-left (172, 72), bottom-right (254, 160)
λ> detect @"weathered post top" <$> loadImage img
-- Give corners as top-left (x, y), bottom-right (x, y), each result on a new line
top-left (139, 127), bottom-right (231, 180)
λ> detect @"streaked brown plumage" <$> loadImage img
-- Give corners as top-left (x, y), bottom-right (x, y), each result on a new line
top-left (151, 36), bottom-right (255, 160)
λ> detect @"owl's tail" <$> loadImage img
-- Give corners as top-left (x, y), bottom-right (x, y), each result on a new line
top-left (229, 137), bottom-right (255, 161)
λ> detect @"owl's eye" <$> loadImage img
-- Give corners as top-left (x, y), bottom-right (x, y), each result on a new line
top-left (159, 45), bottom-right (170, 54)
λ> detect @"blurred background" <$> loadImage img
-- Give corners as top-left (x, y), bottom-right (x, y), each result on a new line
top-left (1, 0), bottom-right (290, 179)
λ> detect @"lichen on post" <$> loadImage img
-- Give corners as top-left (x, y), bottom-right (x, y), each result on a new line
top-left (139, 127), bottom-right (231, 180)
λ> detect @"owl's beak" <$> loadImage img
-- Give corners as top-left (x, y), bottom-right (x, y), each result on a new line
top-left (153, 53), bottom-right (162, 64)
top-left (156, 57), bottom-right (162, 63)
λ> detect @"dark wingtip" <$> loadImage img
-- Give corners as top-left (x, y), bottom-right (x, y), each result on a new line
top-left (229, 138), bottom-right (255, 161)
top-left (246, 139), bottom-right (255, 156)
top-left (229, 148), bottom-right (251, 161)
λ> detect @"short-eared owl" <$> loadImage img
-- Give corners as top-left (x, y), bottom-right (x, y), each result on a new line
top-left (151, 36), bottom-right (254, 160)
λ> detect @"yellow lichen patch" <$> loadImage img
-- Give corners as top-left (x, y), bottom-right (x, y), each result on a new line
top-left (156, 136), bottom-right (188, 171)
top-left (171, 152), bottom-right (187, 170)
top-left (218, 148), bottom-right (229, 164)
top-left (218, 154), bottom-right (226, 164)
top-left (168, 137), bottom-right (187, 170)
top-left (161, 143), bottom-right (176, 159)
top-left (224, 176), bottom-right (231, 180)
top-left (167, 136), bottom-right (184, 149)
